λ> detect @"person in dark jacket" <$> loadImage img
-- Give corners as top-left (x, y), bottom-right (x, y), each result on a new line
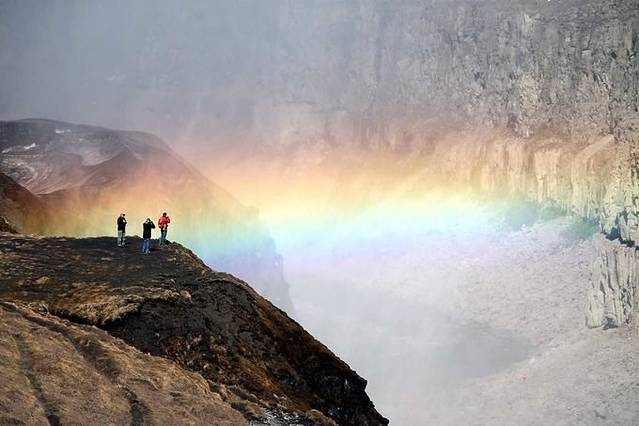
top-left (141, 218), bottom-right (155, 254)
top-left (116, 213), bottom-right (127, 247)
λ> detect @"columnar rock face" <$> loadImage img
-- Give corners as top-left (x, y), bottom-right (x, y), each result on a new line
top-left (424, 130), bottom-right (617, 220)
top-left (587, 235), bottom-right (639, 328)
top-left (415, 128), bottom-right (639, 330)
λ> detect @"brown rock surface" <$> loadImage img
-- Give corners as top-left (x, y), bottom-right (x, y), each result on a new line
top-left (0, 301), bottom-right (246, 425)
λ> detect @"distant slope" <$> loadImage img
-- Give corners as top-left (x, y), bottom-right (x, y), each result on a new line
top-left (0, 234), bottom-right (388, 425)
top-left (0, 172), bottom-right (48, 233)
top-left (0, 119), bottom-right (292, 311)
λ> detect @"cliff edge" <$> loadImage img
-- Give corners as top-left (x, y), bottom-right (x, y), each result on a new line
top-left (0, 234), bottom-right (387, 425)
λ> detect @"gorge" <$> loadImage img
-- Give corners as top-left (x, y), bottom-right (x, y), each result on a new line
top-left (2, 0), bottom-right (639, 424)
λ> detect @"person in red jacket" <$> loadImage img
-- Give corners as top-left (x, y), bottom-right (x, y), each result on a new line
top-left (158, 212), bottom-right (171, 246)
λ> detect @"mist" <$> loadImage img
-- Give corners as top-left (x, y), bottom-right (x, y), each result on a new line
top-left (2, 1), bottom-right (634, 424)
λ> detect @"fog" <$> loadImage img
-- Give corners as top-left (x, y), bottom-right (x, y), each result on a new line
top-left (0, 0), bottom-right (278, 150)
top-left (1, 1), bottom-right (546, 423)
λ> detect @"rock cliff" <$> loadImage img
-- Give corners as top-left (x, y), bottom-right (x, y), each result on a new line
top-left (0, 234), bottom-right (387, 425)
top-left (262, 0), bottom-right (639, 330)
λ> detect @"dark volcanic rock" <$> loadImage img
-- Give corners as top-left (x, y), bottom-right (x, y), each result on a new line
top-left (0, 234), bottom-right (388, 425)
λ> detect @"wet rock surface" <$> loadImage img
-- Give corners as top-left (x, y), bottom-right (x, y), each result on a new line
top-left (0, 234), bottom-right (387, 425)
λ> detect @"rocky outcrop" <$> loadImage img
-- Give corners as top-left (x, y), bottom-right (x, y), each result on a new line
top-left (0, 119), bottom-right (292, 311)
top-left (0, 301), bottom-right (247, 425)
top-left (587, 235), bottom-right (639, 329)
top-left (0, 234), bottom-right (387, 425)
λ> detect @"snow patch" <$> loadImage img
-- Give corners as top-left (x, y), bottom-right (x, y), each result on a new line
top-left (1, 143), bottom-right (37, 154)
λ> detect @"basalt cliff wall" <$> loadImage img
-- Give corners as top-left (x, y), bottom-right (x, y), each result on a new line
top-left (417, 128), bottom-right (632, 329)
top-left (267, 0), bottom-right (639, 330)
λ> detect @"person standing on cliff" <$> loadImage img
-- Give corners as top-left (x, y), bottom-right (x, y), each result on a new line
top-left (158, 212), bottom-right (171, 246)
top-left (116, 213), bottom-right (127, 247)
top-left (142, 218), bottom-right (155, 254)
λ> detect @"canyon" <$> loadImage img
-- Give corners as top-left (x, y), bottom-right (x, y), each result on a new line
top-left (2, 0), bottom-right (639, 424)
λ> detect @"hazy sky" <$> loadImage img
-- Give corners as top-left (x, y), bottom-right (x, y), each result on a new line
top-left (0, 0), bottom-right (284, 143)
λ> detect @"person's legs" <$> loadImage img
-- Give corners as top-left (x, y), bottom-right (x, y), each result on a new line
top-left (117, 230), bottom-right (123, 246)
top-left (142, 238), bottom-right (150, 253)
top-left (160, 228), bottom-right (167, 245)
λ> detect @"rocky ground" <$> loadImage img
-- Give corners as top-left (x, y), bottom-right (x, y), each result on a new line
top-left (0, 233), bottom-right (387, 425)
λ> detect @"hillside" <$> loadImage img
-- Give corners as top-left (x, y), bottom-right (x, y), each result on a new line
top-left (0, 233), bottom-right (387, 425)
top-left (0, 172), bottom-right (49, 234)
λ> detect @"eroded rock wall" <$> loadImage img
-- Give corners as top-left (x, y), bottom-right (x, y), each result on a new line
top-left (420, 128), bottom-right (639, 330)
top-left (426, 129), bottom-right (616, 220)
top-left (587, 235), bottom-right (639, 328)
